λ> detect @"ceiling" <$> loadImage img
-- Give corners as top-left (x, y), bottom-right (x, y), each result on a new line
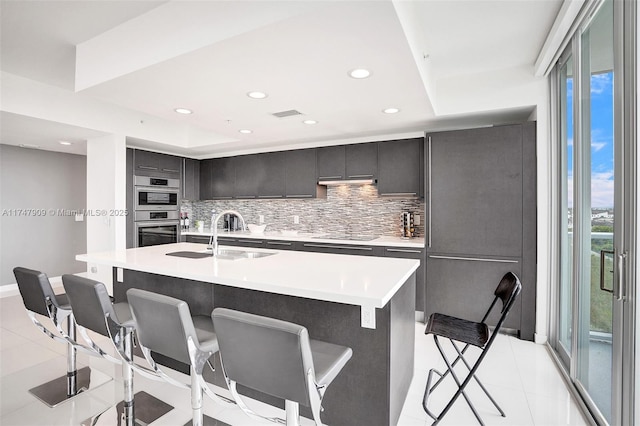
top-left (0, 0), bottom-right (563, 158)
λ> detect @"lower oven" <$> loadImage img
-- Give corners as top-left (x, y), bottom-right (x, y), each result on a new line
top-left (134, 210), bottom-right (180, 248)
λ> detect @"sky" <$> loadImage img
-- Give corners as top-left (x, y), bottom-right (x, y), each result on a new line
top-left (566, 71), bottom-right (614, 209)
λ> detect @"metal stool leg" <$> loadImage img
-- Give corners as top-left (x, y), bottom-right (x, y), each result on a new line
top-left (66, 315), bottom-right (78, 397)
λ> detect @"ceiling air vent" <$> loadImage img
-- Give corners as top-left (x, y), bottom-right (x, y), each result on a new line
top-left (272, 109), bottom-right (303, 118)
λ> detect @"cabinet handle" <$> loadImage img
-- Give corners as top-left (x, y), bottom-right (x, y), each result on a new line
top-left (428, 255), bottom-right (519, 264)
top-left (258, 195), bottom-right (283, 199)
top-left (214, 196), bottom-right (233, 200)
top-left (379, 192), bottom-right (417, 197)
top-left (267, 242), bottom-right (292, 246)
top-left (303, 243), bottom-right (372, 251)
top-left (318, 176), bottom-right (343, 180)
top-left (386, 248), bottom-right (422, 254)
top-left (138, 165), bottom-right (158, 170)
top-left (243, 240), bottom-right (264, 244)
top-left (347, 174), bottom-right (373, 178)
top-left (218, 239), bottom-right (237, 243)
top-left (428, 136), bottom-right (432, 248)
top-left (286, 195), bottom-right (313, 198)
top-left (162, 168), bottom-right (180, 173)
top-left (236, 195), bottom-right (256, 199)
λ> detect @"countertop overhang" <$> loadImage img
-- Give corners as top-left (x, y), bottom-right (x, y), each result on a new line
top-left (77, 242), bottom-right (419, 310)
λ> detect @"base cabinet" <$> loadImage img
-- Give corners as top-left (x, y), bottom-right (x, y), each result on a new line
top-left (384, 247), bottom-right (425, 314)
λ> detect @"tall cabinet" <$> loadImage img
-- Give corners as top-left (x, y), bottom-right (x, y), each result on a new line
top-left (425, 123), bottom-right (536, 340)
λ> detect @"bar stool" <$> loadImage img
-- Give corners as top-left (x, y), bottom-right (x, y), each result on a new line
top-left (61, 275), bottom-right (173, 426)
top-left (422, 272), bottom-right (522, 425)
top-left (126, 288), bottom-right (231, 426)
top-left (12, 267), bottom-right (110, 407)
top-left (212, 307), bottom-right (353, 426)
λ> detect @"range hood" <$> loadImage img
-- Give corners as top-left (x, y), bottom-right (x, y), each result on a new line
top-left (317, 177), bottom-right (376, 186)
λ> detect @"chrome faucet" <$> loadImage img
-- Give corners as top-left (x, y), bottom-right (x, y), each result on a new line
top-left (208, 210), bottom-right (246, 256)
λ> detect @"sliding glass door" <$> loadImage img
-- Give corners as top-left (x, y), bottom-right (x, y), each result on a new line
top-left (554, 0), bottom-right (634, 424)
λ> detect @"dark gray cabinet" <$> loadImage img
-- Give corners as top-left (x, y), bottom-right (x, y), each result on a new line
top-left (256, 152), bottom-right (285, 199)
top-left (185, 235), bottom-right (210, 244)
top-left (345, 143), bottom-right (377, 180)
top-left (199, 159), bottom-right (213, 200)
top-left (317, 143), bottom-right (377, 182)
top-left (285, 149), bottom-right (320, 198)
top-left (317, 146), bottom-right (345, 180)
top-left (265, 240), bottom-right (296, 250)
top-left (234, 155), bottom-right (260, 198)
top-left (377, 138), bottom-right (423, 197)
top-left (210, 157), bottom-right (235, 199)
top-left (134, 149), bottom-right (181, 177)
top-left (296, 242), bottom-right (384, 257)
top-left (384, 247), bottom-right (425, 313)
top-left (182, 158), bottom-right (200, 200)
top-left (126, 148), bottom-right (134, 249)
top-left (426, 123), bottom-right (536, 340)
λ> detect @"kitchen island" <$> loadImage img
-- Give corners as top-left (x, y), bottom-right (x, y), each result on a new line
top-left (77, 242), bottom-right (419, 425)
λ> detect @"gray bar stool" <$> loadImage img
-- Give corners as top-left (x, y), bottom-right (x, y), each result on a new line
top-left (62, 275), bottom-right (173, 426)
top-left (12, 267), bottom-right (110, 407)
top-left (126, 288), bottom-right (231, 426)
top-left (212, 308), bottom-right (353, 426)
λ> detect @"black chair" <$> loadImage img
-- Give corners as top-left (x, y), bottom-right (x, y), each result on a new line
top-left (12, 267), bottom-right (109, 407)
top-left (422, 272), bottom-right (522, 426)
top-left (212, 307), bottom-right (353, 426)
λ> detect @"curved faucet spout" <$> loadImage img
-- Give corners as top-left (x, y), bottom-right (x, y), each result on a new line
top-left (208, 210), bottom-right (246, 256)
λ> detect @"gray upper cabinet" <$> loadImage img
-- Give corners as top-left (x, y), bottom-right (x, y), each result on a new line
top-left (317, 146), bottom-right (345, 180)
top-left (285, 149), bottom-right (319, 198)
top-left (256, 152), bottom-right (285, 198)
top-left (345, 143), bottom-right (377, 180)
top-left (182, 158), bottom-right (200, 200)
top-left (317, 143), bottom-right (377, 182)
top-left (199, 159), bottom-right (213, 200)
top-left (234, 155), bottom-right (260, 198)
top-left (377, 138), bottom-right (423, 197)
top-left (210, 157), bottom-right (235, 199)
top-left (134, 149), bottom-right (181, 177)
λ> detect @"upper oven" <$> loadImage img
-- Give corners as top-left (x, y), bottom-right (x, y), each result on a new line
top-left (134, 176), bottom-right (179, 211)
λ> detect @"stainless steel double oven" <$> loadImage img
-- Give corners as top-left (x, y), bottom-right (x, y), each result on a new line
top-left (134, 176), bottom-right (180, 248)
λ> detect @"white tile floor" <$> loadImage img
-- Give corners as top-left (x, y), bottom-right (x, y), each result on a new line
top-left (0, 294), bottom-right (589, 426)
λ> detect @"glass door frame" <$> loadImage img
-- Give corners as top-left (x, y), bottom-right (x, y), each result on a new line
top-left (548, 0), bottom-right (637, 424)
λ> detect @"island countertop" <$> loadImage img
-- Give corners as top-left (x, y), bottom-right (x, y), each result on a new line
top-left (76, 242), bottom-right (419, 309)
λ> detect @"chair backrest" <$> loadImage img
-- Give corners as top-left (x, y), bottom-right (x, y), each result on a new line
top-left (494, 272), bottom-right (522, 315)
top-left (61, 275), bottom-right (118, 336)
top-left (212, 308), bottom-right (315, 407)
top-left (13, 267), bottom-right (60, 316)
top-left (127, 288), bottom-right (198, 365)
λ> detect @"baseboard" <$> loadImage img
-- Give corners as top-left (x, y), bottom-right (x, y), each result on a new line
top-left (534, 332), bottom-right (548, 344)
top-left (0, 274), bottom-right (85, 299)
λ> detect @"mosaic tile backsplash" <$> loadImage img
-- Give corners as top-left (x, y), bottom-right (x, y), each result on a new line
top-left (181, 184), bottom-right (425, 237)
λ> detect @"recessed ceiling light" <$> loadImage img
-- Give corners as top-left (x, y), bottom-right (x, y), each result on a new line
top-left (382, 108), bottom-right (400, 114)
top-left (349, 68), bottom-right (371, 79)
top-left (247, 91), bottom-right (268, 99)
top-left (59, 141), bottom-right (72, 146)
top-left (174, 108), bottom-right (193, 114)
top-left (239, 129), bottom-right (253, 134)
top-left (303, 120), bottom-right (318, 125)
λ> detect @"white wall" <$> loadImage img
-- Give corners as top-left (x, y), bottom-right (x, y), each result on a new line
top-left (85, 134), bottom-right (126, 293)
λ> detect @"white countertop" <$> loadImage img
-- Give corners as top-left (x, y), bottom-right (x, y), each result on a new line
top-left (181, 229), bottom-right (425, 248)
top-left (77, 242), bottom-right (419, 309)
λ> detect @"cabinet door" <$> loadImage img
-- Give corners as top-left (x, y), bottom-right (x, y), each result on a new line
top-left (199, 159), bottom-right (213, 200)
top-left (134, 149), bottom-right (160, 175)
top-left (210, 157), bottom-right (235, 199)
top-left (186, 235), bottom-right (210, 244)
top-left (126, 148), bottom-right (134, 248)
top-left (285, 149), bottom-right (318, 198)
top-left (384, 247), bottom-right (425, 312)
top-left (257, 152), bottom-right (285, 198)
top-left (183, 158), bottom-right (200, 200)
top-left (234, 155), bottom-right (259, 198)
top-left (158, 153), bottom-right (181, 175)
top-left (377, 138), bottom-right (423, 196)
top-left (297, 242), bottom-right (384, 257)
top-left (265, 240), bottom-right (296, 250)
top-left (346, 143), bottom-right (377, 179)
top-left (428, 125), bottom-right (523, 257)
top-left (317, 145), bottom-right (345, 180)
top-left (426, 255), bottom-right (522, 330)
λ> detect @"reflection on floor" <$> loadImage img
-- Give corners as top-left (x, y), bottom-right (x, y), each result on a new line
top-left (1, 294), bottom-right (589, 425)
